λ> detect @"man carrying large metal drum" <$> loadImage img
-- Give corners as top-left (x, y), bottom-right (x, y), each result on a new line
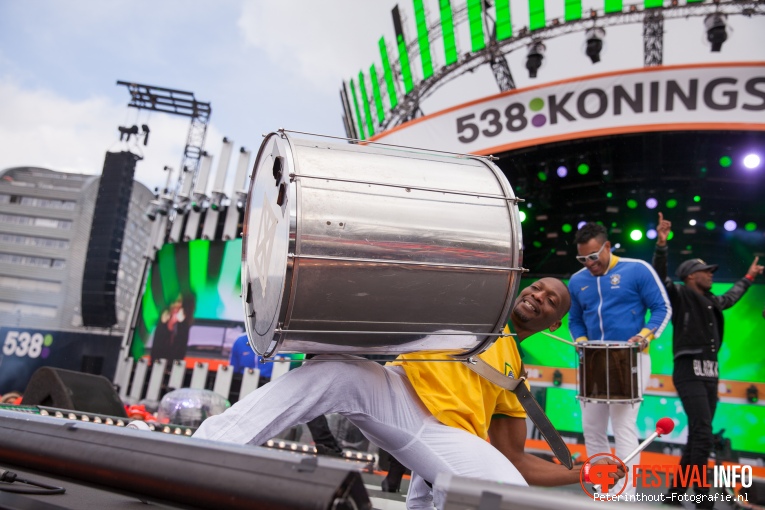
top-left (568, 222), bottom-right (672, 499)
top-left (653, 212), bottom-right (762, 508)
top-left (193, 278), bottom-right (623, 508)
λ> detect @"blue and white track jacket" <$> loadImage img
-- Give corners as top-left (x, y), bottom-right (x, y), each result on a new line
top-left (568, 255), bottom-right (672, 343)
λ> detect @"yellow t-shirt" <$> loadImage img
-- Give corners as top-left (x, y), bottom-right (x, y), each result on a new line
top-left (391, 325), bottom-right (527, 440)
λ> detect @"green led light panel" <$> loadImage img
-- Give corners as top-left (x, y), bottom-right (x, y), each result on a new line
top-left (644, 0), bottom-right (663, 8)
top-left (528, 0), bottom-right (546, 31)
top-left (605, 0), bottom-right (622, 13)
top-left (439, 0), bottom-right (458, 65)
top-left (349, 78), bottom-right (365, 141)
top-left (495, 0), bottom-right (512, 40)
top-left (467, 0), bottom-right (486, 52)
top-left (397, 35), bottom-right (414, 94)
top-left (413, 0), bottom-right (434, 79)
top-left (564, 0), bottom-right (582, 21)
top-left (378, 37), bottom-right (399, 109)
top-left (358, 71), bottom-right (375, 138)
top-left (370, 65), bottom-right (385, 125)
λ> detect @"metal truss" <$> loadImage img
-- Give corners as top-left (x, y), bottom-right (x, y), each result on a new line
top-left (644, 10), bottom-right (664, 66)
top-left (376, 0), bottom-right (763, 131)
top-left (117, 81), bottom-right (212, 183)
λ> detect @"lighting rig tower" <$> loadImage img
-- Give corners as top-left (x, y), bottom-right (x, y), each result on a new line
top-left (112, 81), bottom-right (211, 394)
top-left (116, 81), bottom-right (212, 240)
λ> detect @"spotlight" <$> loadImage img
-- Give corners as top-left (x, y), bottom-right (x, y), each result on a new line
top-left (743, 154), bottom-right (761, 169)
top-left (585, 28), bottom-right (605, 63)
top-left (191, 199), bottom-right (209, 213)
top-left (646, 198), bottom-right (658, 209)
top-left (689, 219), bottom-right (697, 226)
top-left (577, 221), bottom-right (587, 229)
top-left (526, 41), bottom-right (546, 79)
top-left (704, 13), bottom-right (727, 52)
top-left (145, 198), bottom-right (171, 221)
top-left (647, 229), bottom-right (658, 240)
top-left (724, 220), bottom-right (737, 231)
top-left (747, 384), bottom-right (758, 404)
top-left (557, 166), bottom-right (568, 178)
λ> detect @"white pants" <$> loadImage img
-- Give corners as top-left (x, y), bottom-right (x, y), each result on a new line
top-left (580, 353), bottom-right (651, 497)
top-left (193, 355), bottom-right (527, 509)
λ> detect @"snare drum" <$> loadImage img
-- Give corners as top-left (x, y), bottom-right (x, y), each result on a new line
top-left (241, 131), bottom-right (524, 357)
top-left (576, 341), bottom-right (642, 404)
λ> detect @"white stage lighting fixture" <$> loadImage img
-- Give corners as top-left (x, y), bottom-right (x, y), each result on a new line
top-left (704, 13), bottom-right (728, 52)
top-left (526, 41), bottom-right (546, 78)
top-left (585, 28), bottom-right (605, 63)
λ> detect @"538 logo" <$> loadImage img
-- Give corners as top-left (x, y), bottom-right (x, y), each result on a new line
top-left (2, 330), bottom-right (53, 359)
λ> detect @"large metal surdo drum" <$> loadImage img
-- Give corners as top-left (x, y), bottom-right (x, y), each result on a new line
top-left (241, 131), bottom-right (524, 358)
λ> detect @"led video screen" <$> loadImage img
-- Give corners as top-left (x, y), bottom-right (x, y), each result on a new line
top-left (131, 239), bottom-right (244, 361)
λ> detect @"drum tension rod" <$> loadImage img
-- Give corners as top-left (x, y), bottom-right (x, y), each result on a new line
top-left (273, 328), bottom-right (515, 337)
top-left (277, 128), bottom-right (500, 161)
top-left (286, 253), bottom-right (525, 273)
top-left (287, 172), bottom-right (523, 203)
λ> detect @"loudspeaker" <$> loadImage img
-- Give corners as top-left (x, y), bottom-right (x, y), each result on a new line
top-left (0, 409), bottom-right (371, 510)
top-left (21, 367), bottom-right (127, 418)
top-left (740, 477), bottom-right (765, 505)
top-left (81, 151), bottom-right (138, 327)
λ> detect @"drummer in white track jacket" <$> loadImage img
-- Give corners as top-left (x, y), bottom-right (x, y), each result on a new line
top-left (568, 222), bottom-right (671, 498)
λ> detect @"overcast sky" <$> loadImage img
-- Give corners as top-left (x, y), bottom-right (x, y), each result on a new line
top-left (1, 0), bottom-right (762, 195)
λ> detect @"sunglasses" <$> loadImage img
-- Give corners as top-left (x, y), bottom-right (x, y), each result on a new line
top-left (576, 242), bottom-right (608, 264)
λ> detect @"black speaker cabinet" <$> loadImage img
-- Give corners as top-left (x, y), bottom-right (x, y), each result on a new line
top-left (81, 150), bottom-right (138, 328)
top-left (21, 367), bottom-right (127, 418)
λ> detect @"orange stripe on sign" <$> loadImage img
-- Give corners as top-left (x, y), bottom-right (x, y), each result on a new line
top-left (472, 123), bottom-right (765, 155)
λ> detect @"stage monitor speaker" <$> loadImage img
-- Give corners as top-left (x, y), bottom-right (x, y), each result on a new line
top-left (21, 367), bottom-right (127, 418)
top-left (435, 473), bottom-right (657, 510)
top-left (0, 409), bottom-right (371, 510)
top-left (81, 151), bottom-right (138, 327)
top-left (740, 477), bottom-right (765, 505)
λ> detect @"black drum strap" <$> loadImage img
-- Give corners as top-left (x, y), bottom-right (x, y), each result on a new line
top-left (463, 357), bottom-right (573, 470)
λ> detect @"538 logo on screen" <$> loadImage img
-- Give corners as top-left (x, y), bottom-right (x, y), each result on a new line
top-left (2, 330), bottom-right (53, 359)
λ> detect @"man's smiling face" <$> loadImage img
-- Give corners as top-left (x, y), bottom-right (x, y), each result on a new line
top-left (512, 277), bottom-right (570, 333)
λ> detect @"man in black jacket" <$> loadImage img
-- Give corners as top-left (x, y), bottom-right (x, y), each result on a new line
top-left (653, 212), bottom-right (763, 508)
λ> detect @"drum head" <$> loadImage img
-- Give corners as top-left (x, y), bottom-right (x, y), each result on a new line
top-left (242, 134), bottom-right (292, 355)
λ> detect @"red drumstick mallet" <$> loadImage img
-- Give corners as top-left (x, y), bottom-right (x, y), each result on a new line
top-left (587, 417), bottom-right (675, 492)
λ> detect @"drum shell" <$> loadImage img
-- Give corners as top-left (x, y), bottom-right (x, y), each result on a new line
top-left (576, 341), bottom-right (642, 404)
top-left (242, 132), bottom-right (522, 357)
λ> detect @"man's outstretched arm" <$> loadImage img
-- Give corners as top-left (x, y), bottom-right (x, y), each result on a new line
top-left (488, 416), bottom-right (580, 486)
top-left (489, 417), bottom-right (625, 487)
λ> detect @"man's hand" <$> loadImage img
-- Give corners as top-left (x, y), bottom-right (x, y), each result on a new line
top-left (656, 212), bottom-right (671, 247)
top-left (592, 457), bottom-right (626, 484)
top-left (746, 256), bottom-right (763, 280)
top-left (628, 335), bottom-right (648, 351)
